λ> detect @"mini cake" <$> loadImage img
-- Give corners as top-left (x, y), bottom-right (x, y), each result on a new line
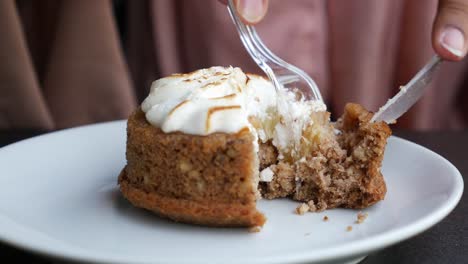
top-left (118, 67), bottom-right (391, 227)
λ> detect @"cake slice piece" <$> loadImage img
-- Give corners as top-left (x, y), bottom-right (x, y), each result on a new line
top-left (260, 103), bottom-right (390, 211)
top-left (119, 110), bottom-right (265, 226)
top-left (118, 66), bottom-right (391, 227)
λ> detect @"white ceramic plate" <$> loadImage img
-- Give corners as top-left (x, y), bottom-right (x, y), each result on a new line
top-left (0, 121), bottom-right (463, 264)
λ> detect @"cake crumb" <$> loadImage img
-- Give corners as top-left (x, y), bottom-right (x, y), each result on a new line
top-left (296, 203), bottom-right (310, 215)
top-left (346, 226), bottom-right (353, 232)
top-left (356, 212), bottom-right (368, 224)
top-left (315, 201), bottom-right (327, 212)
top-left (248, 226), bottom-right (261, 233)
top-left (323, 215), bottom-right (329, 222)
top-left (307, 200), bottom-right (317, 212)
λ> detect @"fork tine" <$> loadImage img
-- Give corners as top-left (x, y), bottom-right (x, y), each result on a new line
top-left (227, 0), bottom-right (322, 102)
top-left (249, 29), bottom-right (322, 100)
top-left (246, 26), bottom-right (323, 101)
top-left (277, 75), bottom-right (301, 85)
top-left (226, 6), bottom-right (260, 63)
top-left (227, 1), bottom-right (284, 92)
top-left (247, 27), bottom-right (287, 66)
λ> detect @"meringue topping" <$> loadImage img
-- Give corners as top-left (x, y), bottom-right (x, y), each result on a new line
top-left (141, 66), bottom-right (326, 160)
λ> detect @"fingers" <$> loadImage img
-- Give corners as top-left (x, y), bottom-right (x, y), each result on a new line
top-left (433, 0), bottom-right (468, 60)
top-left (235, 0), bottom-right (269, 24)
top-left (218, 0), bottom-right (268, 25)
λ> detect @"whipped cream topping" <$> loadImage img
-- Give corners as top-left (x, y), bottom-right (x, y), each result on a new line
top-left (142, 67), bottom-right (277, 135)
top-left (141, 66), bottom-right (326, 164)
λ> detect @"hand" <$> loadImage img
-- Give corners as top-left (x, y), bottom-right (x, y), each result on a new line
top-left (433, 0), bottom-right (468, 60)
top-left (218, 0), bottom-right (269, 25)
top-left (219, 1), bottom-right (467, 61)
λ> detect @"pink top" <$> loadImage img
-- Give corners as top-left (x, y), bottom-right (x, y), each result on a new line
top-left (151, 0), bottom-right (468, 130)
top-left (0, 0), bottom-right (467, 130)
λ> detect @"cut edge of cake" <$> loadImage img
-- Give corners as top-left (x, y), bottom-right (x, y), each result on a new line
top-left (118, 103), bottom-right (391, 228)
top-left (119, 110), bottom-right (266, 227)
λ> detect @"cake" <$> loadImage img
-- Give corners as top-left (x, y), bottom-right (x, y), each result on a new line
top-left (118, 66), bottom-right (391, 227)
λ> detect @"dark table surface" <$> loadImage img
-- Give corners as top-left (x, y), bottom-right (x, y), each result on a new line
top-left (0, 130), bottom-right (466, 264)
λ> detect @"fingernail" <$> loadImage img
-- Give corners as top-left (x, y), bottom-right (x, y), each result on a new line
top-left (440, 26), bottom-right (465, 57)
top-left (236, 0), bottom-right (266, 24)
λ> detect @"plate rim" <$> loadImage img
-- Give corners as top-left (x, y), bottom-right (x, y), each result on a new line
top-left (0, 121), bottom-right (464, 264)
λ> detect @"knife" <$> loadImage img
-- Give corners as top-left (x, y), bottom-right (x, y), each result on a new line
top-left (371, 55), bottom-right (443, 123)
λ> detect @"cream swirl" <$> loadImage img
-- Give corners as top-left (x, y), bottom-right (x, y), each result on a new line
top-left (141, 66), bottom-right (327, 154)
top-left (141, 66), bottom-right (277, 135)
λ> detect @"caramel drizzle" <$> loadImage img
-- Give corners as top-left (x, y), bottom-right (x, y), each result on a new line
top-left (168, 100), bottom-right (189, 116)
top-left (200, 80), bottom-right (223, 89)
top-left (209, 93), bottom-right (237, 100)
top-left (205, 105), bottom-right (241, 132)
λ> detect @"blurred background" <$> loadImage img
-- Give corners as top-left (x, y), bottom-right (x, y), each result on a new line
top-left (1, 0), bottom-right (468, 131)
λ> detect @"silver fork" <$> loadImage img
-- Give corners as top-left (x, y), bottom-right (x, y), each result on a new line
top-left (227, 0), bottom-right (323, 103)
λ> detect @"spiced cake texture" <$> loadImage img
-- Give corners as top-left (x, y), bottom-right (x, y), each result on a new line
top-left (119, 110), bottom-right (266, 227)
top-left (260, 103), bottom-right (390, 210)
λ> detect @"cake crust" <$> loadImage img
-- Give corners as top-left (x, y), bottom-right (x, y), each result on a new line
top-left (337, 103), bottom-right (391, 208)
top-left (119, 170), bottom-right (266, 227)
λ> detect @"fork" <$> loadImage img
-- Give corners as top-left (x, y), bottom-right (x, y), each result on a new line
top-left (227, 0), bottom-right (323, 103)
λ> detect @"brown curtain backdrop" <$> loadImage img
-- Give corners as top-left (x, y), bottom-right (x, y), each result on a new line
top-left (1, 0), bottom-right (467, 131)
top-left (0, 0), bottom-right (136, 130)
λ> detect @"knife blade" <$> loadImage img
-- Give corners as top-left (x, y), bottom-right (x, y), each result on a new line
top-left (371, 55), bottom-right (443, 123)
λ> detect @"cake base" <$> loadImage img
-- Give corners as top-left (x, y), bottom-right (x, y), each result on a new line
top-left (119, 104), bottom-right (391, 228)
top-left (119, 169), bottom-right (266, 227)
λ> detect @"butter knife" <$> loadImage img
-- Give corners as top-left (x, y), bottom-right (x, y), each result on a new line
top-left (371, 55), bottom-right (443, 123)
